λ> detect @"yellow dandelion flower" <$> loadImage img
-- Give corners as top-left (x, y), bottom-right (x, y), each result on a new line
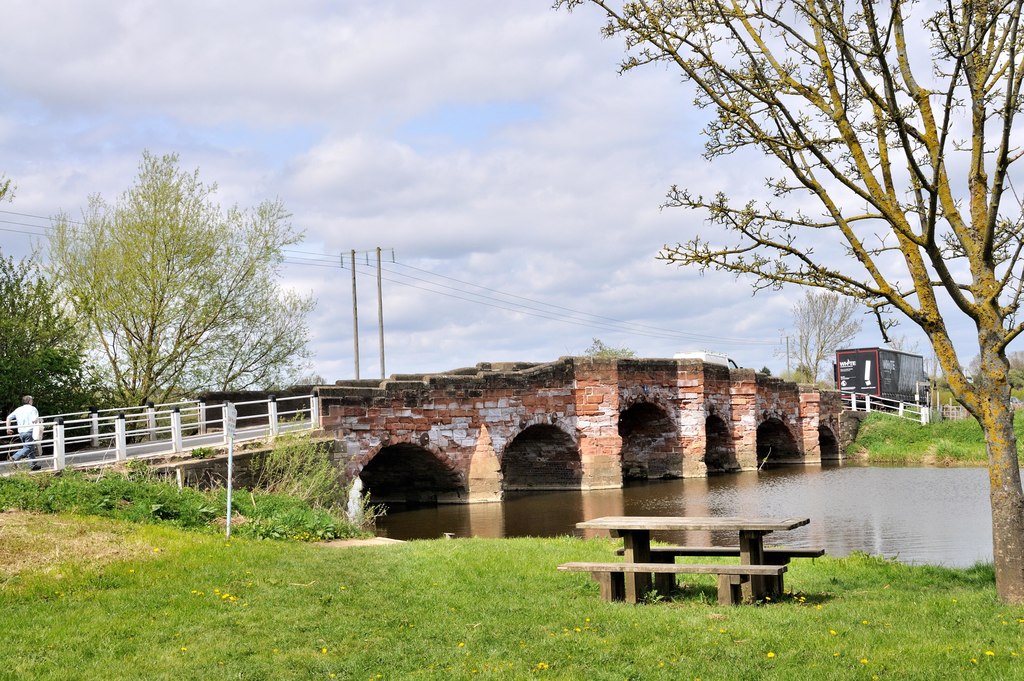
top-left (152, 548), bottom-right (161, 553)
top-left (180, 647), bottom-right (187, 652)
top-left (986, 651), bottom-right (995, 656)
top-left (860, 658), bottom-right (868, 665)
top-left (321, 647), bottom-right (328, 654)
top-left (766, 652), bottom-right (776, 659)
top-left (829, 630), bottom-right (837, 636)
top-left (458, 642), bottom-right (465, 648)
top-left (861, 620), bottom-right (870, 625)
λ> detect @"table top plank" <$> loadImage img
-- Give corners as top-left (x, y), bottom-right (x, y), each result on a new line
top-left (575, 516), bottom-right (810, 533)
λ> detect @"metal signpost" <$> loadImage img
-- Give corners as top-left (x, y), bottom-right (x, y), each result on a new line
top-left (224, 402), bottom-right (237, 539)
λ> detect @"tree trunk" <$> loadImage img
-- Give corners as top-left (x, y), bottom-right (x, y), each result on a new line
top-left (979, 367), bottom-right (1024, 603)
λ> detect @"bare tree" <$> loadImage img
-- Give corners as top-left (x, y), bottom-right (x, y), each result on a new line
top-left (559, 0), bottom-right (1024, 602)
top-left (792, 291), bottom-right (862, 382)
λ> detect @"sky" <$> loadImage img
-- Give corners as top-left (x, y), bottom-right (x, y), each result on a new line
top-left (0, 0), bottom-right (960, 383)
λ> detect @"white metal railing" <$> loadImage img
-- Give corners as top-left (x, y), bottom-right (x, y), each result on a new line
top-left (841, 391), bottom-right (932, 424)
top-left (1, 393), bottom-right (320, 473)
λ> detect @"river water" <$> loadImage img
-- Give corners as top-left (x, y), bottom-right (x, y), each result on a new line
top-left (375, 465), bottom-right (999, 567)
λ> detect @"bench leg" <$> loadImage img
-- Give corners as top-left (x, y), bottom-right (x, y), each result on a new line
top-left (716, 574), bottom-right (745, 606)
top-left (650, 552), bottom-right (675, 597)
top-left (762, 558), bottom-right (790, 597)
top-left (653, 573), bottom-right (675, 597)
top-left (592, 571), bottom-right (625, 602)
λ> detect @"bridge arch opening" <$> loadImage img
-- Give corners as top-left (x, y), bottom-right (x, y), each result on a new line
top-left (360, 443), bottom-right (466, 504)
top-left (704, 414), bottom-right (737, 474)
top-left (756, 418), bottom-right (800, 466)
top-left (618, 402), bottom-right (681, 479)
top-left (819, 425), bottom-right (840, 461)
top-left (501, 424), bottom-right (581, 491)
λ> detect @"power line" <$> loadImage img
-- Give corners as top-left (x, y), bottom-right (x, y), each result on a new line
top-left (0, 204), bottom-right (779, 350)
top-left (311, 255), bottom-right (776, 347)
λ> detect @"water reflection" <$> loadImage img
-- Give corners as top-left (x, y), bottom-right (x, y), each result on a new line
top-left (375, 465), bottom-right (998, 567)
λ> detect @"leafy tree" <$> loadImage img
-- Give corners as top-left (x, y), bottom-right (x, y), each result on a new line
top-left (792, 291), bottom-right (862, 382)
top-left (49, 151), bottom-right (314, 406)
top-left (759, 366), bottom-right (771, 376)
top-left (560, 1), bottom-right (1024, 602)
top-left (0, 251), bottom-right (95, 416)
top-left (583, 337), bottom-right (637, 359)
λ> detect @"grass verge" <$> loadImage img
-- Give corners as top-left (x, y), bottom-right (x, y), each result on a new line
top-left (849, 410), bottom-right (1024, 465)
top-left (1, 512), bottom-right (1021, 680)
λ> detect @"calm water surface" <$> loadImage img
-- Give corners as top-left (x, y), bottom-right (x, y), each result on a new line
top-left (376, 465), bottom-right (1000, 567)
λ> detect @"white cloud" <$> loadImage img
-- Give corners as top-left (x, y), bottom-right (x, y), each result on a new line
top-left (0, 0), bottom-right (971, 382)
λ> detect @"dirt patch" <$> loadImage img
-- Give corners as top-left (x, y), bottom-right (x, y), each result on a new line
top-left (0, 510), bottom-right (150, 580)
top-left (319, 536), bottom-right (405, 548)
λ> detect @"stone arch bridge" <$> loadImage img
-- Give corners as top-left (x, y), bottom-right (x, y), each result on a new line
top-left (317, 357), bottom-right (846, 505)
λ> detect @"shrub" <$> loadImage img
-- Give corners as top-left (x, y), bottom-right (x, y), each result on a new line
top-left (252, 433), bottom-right (347, 510)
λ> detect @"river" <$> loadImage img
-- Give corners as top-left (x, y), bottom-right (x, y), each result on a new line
top-left (375, 465), bottom-right (999, 567)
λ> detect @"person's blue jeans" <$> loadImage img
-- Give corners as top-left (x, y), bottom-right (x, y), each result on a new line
top-left (12, 432), bottom-right (36, 461)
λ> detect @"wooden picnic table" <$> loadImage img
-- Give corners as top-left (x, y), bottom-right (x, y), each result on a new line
top-left (575, 516), bottom-right (811, 602)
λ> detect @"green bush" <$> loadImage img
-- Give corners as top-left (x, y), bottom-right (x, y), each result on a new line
top-left (252, 433), bottom-right (347, 509)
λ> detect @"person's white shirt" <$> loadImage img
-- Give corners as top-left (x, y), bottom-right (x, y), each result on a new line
top-left (8, 404), bottom-right (39, 434)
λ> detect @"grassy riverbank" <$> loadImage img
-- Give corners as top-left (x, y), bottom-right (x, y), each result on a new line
top-left (2, 512), bottom-right (1021, 680)
top-left (848, 410), bottom-right (1024, 465)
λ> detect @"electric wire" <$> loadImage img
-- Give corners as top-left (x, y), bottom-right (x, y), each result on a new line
top-left (296, 255), bottom-right (776, 347)
top-left (0, 206), bottom-right (779, 349)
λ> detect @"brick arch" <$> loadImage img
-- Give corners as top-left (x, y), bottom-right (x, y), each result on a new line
top-left (359, 441), bottom-right (467, 504)
top-left (501, 423), bottom-right (581, 491)
top-left (756, 416), bottom-right (801, 466)
top-left (618, 400), bottom-right (682, 479)
top-left (818, 423), bottom-right (841, 461)
top-left (704, 413), bottom-right (738, 474)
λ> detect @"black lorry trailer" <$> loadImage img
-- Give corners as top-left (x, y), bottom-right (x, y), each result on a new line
top-left (835, 347), bottom-right (929, 405)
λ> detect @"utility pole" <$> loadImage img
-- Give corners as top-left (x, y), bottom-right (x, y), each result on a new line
top-left (351, 249), bottom-right (360, 380)
top-left (377, 246), bottom-right (385, 379)
top-left (342, 247), bottom-right (393, 381)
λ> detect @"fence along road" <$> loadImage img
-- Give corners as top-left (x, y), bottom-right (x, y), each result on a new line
top-left (0, 394), bottom-right (319, 474)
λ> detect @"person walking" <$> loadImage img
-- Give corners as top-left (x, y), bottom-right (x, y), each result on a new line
top-left (6, 395), bottom-right (41, 471)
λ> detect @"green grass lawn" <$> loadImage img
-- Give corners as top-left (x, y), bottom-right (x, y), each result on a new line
top-left (848, 410), bottom-right (1024, 465)
top-left (2, 512), bottom-right (1022, 680)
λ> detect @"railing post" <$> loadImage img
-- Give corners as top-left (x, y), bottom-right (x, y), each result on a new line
top-left (115, 412), bottom-right (127, 461)
top-left (146, 402), bottom-right (157, 441)
top-left (898, 402), bottom-right (905, 417)
top-left (310, 393), bottom-right (320, 431)
top-left (268, 395), bottom-right (279, 437)
top-left (865, 395), bottom-right (871, 412)
top-left (198, 400), bottom-right (207, 435)
top-left (53, 418), bottom-right (65, 471)
top-left (171, 407), bottom-right (183, 453)
top-left (90, 407), bottom-right (100, 447)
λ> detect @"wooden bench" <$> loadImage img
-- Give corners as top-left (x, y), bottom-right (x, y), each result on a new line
top-left (613, 545), bottom-right (824, 595)
top-left (557, 561), bottom-right (787, 605)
